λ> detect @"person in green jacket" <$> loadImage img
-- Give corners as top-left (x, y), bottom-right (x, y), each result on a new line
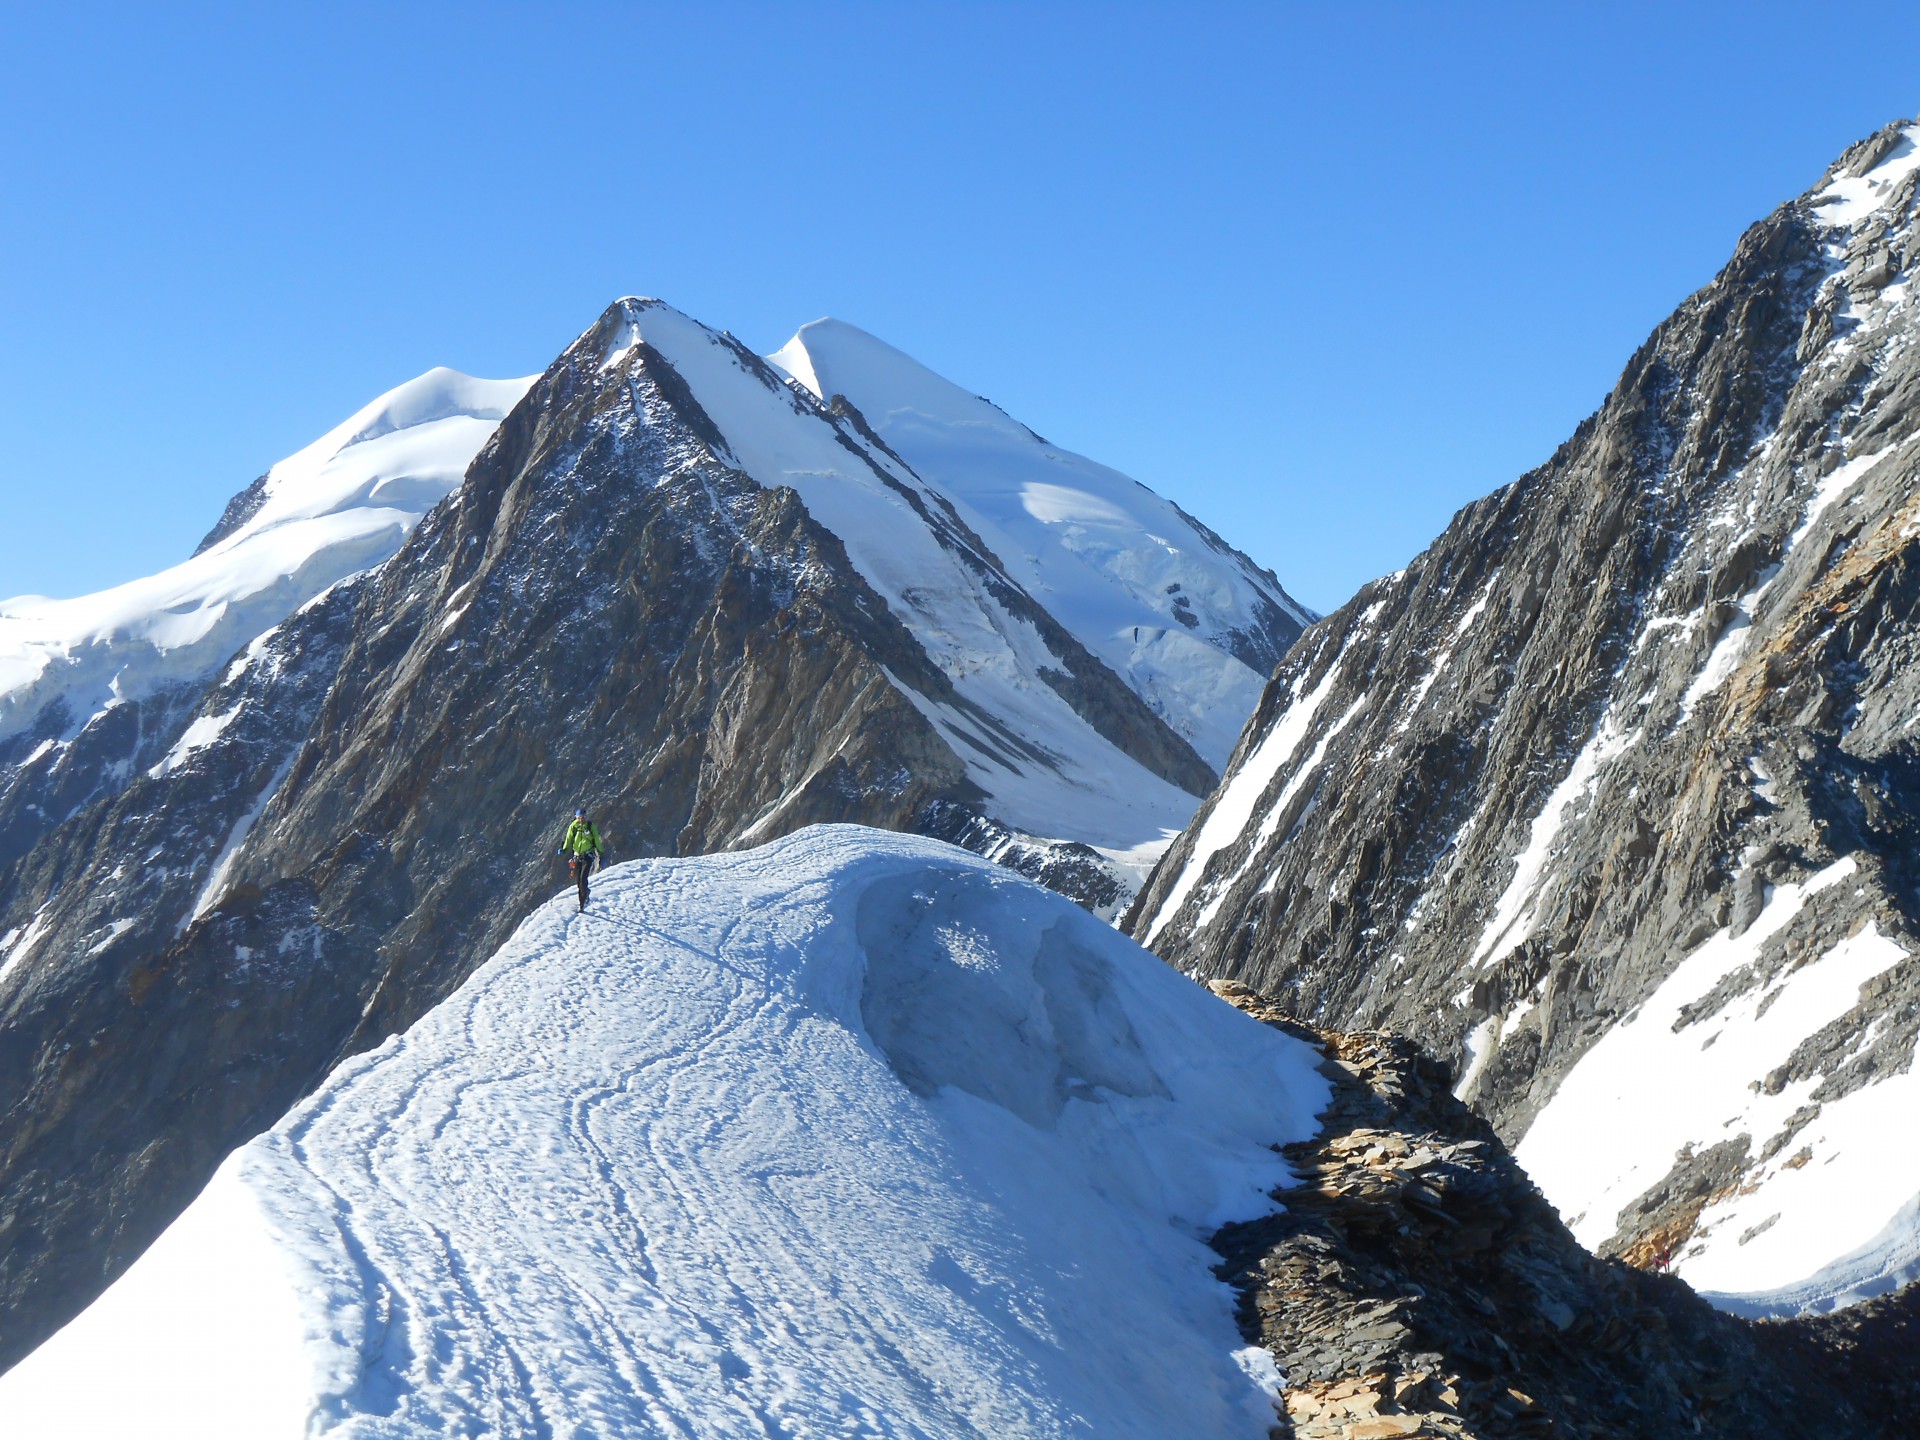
top-left (556, 807), bottom-right (605, 911)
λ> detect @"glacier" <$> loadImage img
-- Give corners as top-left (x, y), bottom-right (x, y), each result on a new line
top-left (771, 318), bottom-right (1308, 770)
top-left (0, 367), bottom-right (535, 745)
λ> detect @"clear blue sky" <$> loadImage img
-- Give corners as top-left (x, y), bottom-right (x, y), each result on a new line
top-left (2, 2), bottom-right (1915, 615)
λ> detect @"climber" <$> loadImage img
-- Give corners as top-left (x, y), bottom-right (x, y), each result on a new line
top-left (556, 807), bottom-right (605, 911)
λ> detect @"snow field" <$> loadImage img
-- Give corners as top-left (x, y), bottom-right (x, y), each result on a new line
top-left (1517, 859), bottom-right (1920, 1313)
top-left (772, 318), bottom-right (1307, 770)
top-left (147, 701), bottom-right (244, 778)
top-left (0, 1157), bottom-right (314, 1439)
top-left (1813, 125), bottom-right (1920, 228)
top-left (0, 368), bottom-right (533, 744)
top-left (0, 827), bottom-right (1329, 1437)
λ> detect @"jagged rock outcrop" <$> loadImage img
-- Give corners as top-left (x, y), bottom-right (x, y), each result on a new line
top-left (0, 299), bottom-right (1305, 1371)
top-left (1137, 119), bottom-right (1920, 1314)
top-left (1207, 982), bottom-right (1909, 1439)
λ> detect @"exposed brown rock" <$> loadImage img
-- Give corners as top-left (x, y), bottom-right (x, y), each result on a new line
top-left (1205, 980), bottom-right (1911, 1439)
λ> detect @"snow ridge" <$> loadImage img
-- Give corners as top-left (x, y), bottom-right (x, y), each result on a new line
top-left (0, 368), bottom-right (535, 745)
top-left (772, 318), bottom-right (1311, 769)
top-left (0, 828), bottom-right (1328, 1437)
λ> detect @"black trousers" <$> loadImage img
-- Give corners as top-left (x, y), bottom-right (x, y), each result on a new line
top-left (570, 852), bottom-right (595, 907)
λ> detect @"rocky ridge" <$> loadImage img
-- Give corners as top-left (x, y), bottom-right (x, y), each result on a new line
top-left (1207, 980), bottom-right (1911, 1439)
top-left (1137, 118), bottom-right (1920, 1311)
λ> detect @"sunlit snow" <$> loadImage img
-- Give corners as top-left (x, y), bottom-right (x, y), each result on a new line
top-left (1464, 709), bottom-right (1638, 973)
top-left (1812, 126), bottom-right (1920, 228)
top-left (0, 368), bottom-right (534, 744)
top-left (771, 318), bottom-right (1307, 771)
top-left (0, 828), bottom-right (1328, 1437)
top-left (1140, 652), bottom-right (1345, 945)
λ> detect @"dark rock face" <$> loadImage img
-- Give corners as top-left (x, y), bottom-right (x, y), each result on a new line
top-left (1207, 982), bottom-right (1905, 1439)
top-left (1135, 121), bottom-right (1920, 1292)
top-left (0, 577), bottom-right (369, 1368)
top-left (919, 799), bottom-right (1127, 915)
top-left (190, 471), bottom-right (269, 555)
top-left (0, 299), bottom-right (1290, 1370)
top-left (0, 683), bottom-right (203, 879)
top-left (1763, 1281), bottom-right (1920, 1428)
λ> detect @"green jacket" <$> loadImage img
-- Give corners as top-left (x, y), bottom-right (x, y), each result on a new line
top-left (561, 819), bottom-right (603, 857)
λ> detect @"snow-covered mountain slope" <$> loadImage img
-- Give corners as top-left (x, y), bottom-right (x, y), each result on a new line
top-left (0, 368), bottom-right (533, 743)
top-left (0, 828), bottom-right (1327, 1438)
top-left (1130, 118), bottom-right (1920, 1316)
top-left (596, 301), bottom-right (1219, 873)
top-left (770, 319), bottom-right (1311, 768)
top-left (0, 368), bottom-right (533, 881)
top-left (1515, 857), bottom-right (1920, 1317)
top-left (0, 296), bottom-right (1312, 1374)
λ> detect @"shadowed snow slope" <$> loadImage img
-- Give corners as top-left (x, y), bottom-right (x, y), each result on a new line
top-left (0, 827), bottom-right (1326, 1438)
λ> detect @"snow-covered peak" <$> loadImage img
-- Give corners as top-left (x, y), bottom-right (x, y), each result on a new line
top-left (585, 298), bottom-right (1218, 872)
top-left (0, 367), bottom-right (535, 743)
top-left (0, 828), bottom-right (1327, 1436)
top-left (769, 317), bottom-right (1312, 768)
top-left (770, 318), bottom-right (1039, 446)
top-left (219, 367), bottom-right (532, 549)
top-left (1811, 121), bottom-right (1920, 228)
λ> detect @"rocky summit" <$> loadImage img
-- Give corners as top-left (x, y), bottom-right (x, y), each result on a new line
top-left (1133, 119), bottom-right (1920, 1318)
top-left (0, 300), bottom-right (1304, 1371)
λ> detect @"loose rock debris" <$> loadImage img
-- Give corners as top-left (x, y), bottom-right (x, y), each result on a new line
top-left (1204, 979), bottom-right (1914, 1439)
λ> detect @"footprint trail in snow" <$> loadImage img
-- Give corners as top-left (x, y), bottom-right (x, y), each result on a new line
top-left (0, 826), bottom-right (1328, 1438)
